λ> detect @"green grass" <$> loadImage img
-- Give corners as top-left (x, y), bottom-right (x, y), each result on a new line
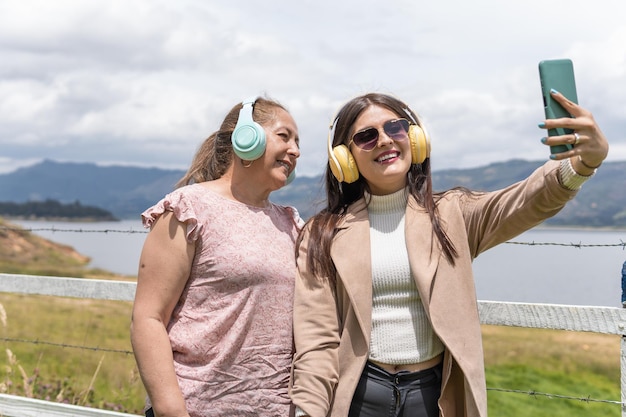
top-left (487, 364), bottom-right (618, 416)
top-left (483, 325), bottom-right (620, 416)
top-left (0, 294), bottom-right (145, 414)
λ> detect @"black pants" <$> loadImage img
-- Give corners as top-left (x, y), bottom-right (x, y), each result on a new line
top-left (348, 361), bottom-right (442, 417)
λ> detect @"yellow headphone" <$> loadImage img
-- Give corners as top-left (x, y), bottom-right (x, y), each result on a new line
top-left (327, 108), bottom-right (431, 183)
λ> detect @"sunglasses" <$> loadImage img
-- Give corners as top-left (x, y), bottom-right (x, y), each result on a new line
top-left (350, 118), bottom-right (410, 151)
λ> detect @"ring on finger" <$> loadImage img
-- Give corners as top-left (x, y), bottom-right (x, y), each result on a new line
top-left (573, 132), bottom-right (581, 146)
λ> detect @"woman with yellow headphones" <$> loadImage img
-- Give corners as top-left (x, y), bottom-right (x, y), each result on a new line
top-left (290, 92), bottom-right (608, 417)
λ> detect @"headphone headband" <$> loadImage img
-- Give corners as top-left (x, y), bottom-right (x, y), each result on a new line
top-left (241, 96), bottom-right (258, 107)
top-left (403, 107), bottom-right (417, 124)
top-left (327, 117), bottom-right (345, 182)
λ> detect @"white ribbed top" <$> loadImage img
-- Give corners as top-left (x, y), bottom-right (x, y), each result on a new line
top-left (367, 189), bottom-right (444, 365)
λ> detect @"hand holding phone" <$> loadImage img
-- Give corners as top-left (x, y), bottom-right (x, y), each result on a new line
top-left (538, 59), bottom-right (578, 154)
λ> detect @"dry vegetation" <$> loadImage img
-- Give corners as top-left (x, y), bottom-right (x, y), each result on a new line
top-left (0, 217), bottom-right (146, 413)
top-left (0, 218), bottom-right (89, 275)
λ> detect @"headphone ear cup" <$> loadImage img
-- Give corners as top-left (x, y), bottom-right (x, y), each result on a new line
top-left (232, 101), bottom-right (266, 161)
top-left (285, 168), bottom-right (296, 185)
top-left (330, 144), bottom-right (359, 184)
top-left (408, 124), bottom-right (431, 164)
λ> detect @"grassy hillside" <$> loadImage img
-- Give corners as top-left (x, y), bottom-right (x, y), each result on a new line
top-left (0, 217), bottom-right (131, 279)
top-left (0, 218), bottom-right (90, 276)
top-left (0, 218), bottom-right (621, 415)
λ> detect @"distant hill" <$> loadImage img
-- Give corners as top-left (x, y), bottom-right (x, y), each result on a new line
top-left (431, 159), bottom-right (626, 228)
top-left (0, 160), bottom-right (182, 219)
top-left (0, 159), bottom-right (625, 227)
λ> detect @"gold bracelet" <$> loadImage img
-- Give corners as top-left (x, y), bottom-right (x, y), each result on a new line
top-left (578, 155), bottom-right (602, 170)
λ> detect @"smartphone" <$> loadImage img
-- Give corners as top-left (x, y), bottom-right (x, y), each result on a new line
top-left (538, 59), bottom-right (578, 154)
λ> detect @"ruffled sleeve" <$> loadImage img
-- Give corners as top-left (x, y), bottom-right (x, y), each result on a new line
top-left (141, 187), bottom-right (201, 242)
top-left (290, 206), bottom-right (305, 229)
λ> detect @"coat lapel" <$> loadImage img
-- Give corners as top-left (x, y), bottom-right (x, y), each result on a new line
top-left (331, 199), bottom-right (373, 337)
top-left (405, 197), bottom-right (441, 311)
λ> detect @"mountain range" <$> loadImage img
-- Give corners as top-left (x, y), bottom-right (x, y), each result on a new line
top-left (1, 159), bottom-right (624, 227)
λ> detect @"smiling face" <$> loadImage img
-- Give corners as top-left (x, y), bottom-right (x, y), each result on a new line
top-left (258, 107), bottom-right (300, 190)
top-left (349, 105), bottom-right (411, 195)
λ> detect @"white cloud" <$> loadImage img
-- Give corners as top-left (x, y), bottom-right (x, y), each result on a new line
top-left (0, 0), bottom-right (624, 177)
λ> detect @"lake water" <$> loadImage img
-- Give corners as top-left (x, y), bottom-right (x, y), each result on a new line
top-left (12, 219), bottom-right (148, 279)
top-left (9, 220), bottom-right (626, 308)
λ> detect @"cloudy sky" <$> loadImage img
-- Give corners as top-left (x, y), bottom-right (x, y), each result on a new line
top-left (1, 0), bottom-right (625, 177)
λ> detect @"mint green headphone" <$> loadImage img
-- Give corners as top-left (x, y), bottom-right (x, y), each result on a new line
top-left (232, 96), bottom-right (266, 161)
top-left (232, 96), bottom-right (297, 184)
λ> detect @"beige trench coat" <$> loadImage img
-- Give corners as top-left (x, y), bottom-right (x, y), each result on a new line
top-left (290, 161), bottom-right (578, 417)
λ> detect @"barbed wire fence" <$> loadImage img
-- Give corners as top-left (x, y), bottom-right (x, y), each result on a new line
top-left (2, 224), bottom-right (626, 249)
top-left (1, 224), bottom-right (626, 414)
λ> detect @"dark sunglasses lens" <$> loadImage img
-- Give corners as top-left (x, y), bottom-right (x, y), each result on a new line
top-left (353, 128), bottom-right (379, 150)
top-left (385, 119), bottom-right (409, 139)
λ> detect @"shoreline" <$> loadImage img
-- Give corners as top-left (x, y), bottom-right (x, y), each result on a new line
top-left (533, 224), bottom-right (626, 232)
top-left (1, 215), bottom-right (120, 223)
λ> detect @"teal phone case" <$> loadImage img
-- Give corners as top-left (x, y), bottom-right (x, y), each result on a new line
top-left (538, 59), bottom-right (578, 154)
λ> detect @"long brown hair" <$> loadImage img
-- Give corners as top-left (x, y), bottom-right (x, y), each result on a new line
top-left (176, 97), bottom-right (288, 187)
top-left (299, 93), bottom-right (458, 280)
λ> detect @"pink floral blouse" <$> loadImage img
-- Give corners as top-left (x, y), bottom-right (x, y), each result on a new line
top-left (142, 184), bottom-right (302, 416)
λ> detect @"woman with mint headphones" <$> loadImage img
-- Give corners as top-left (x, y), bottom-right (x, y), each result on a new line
top-left (132, 96), bottom-right (302, 417)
